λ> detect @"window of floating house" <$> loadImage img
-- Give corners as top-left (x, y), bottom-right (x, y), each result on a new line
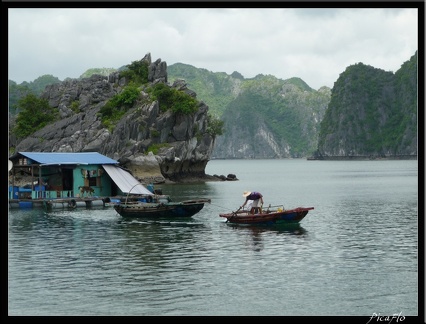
top-left (81, 168), bottom-right (102, 187)
top-left (88, 177), bottom-right (97, 187)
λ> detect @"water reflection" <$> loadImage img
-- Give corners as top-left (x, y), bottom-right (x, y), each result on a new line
top-left (224, 224), bottom-right (307, 251)
top-left (117, 217), bottom-right (204, 227)
top-left (227, 223), bottom-right (306, 235)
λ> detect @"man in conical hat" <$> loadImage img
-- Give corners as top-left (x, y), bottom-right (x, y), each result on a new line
top-left (241, 191), bottom-right (264, 214)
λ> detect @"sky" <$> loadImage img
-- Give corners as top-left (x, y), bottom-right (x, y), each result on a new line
top-left (8, 6), bottom-right (419, 90)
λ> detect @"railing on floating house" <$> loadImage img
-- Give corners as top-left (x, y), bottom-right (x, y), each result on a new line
top-left (9, 186), bottom-right (76, 200)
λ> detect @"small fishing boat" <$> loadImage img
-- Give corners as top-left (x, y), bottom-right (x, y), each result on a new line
top-left (114, 198), bottom-right (211, 218)
top-left (219, 205), bottom-right (314, 225)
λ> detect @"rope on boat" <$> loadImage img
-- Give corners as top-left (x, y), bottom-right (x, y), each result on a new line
top-left (208, 201), bottom-right (237, 212)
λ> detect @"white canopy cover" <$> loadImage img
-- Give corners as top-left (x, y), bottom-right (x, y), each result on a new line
top-left (102, 165), bottom-right (153, 195)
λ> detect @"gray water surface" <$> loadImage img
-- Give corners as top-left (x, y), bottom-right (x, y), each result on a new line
top-left (8, 159), bottom-right (418, 316)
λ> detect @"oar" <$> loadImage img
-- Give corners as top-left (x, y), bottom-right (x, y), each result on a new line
top-left (232, 205), bottom-right (243, 215)
top-left (227, 206), bottom-right (242, 222)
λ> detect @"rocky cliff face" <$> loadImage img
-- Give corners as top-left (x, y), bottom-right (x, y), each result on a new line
top-left (12, 53), bottom-right (216, 183)
top-left (211, 79), bottom-right (331, 159)
top-left (315, 51), bottom-right (417, 159)
top-left (167, 65), bottom-right (331, 159)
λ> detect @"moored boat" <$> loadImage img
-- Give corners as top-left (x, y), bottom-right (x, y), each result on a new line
top-left (114, 198), bottom-right (211, 218)
top-left (219, 206), bottom-right (314, 225)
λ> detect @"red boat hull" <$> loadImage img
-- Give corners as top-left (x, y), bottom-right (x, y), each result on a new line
top-left (219, 207), bottom-right (314, 225)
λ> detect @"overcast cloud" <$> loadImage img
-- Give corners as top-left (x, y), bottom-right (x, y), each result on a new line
top-left (8, 7), bottom-right (418, 90)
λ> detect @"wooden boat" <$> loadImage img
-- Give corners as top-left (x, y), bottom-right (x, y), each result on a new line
top-left (114, 198), bottom-right (211, 218)
top-left (219, 206), bottom-right (314, 225)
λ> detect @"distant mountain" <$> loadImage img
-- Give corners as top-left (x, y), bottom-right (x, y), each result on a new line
top-left (315, 51), bottom-right (417, 159)
top-left (168, 64), bottom-right (331, 158)
top-left (79, 68), bottom-right (117, 79)
top-left (168, 63), bottom-right (243, 118)
top-left (9, 50), bottom-right (417, 160)
top-left (9, 75), bottom-right (61, 114)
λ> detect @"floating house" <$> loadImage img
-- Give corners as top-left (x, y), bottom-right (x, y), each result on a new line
top-left (8, 152), bottom-right (154, 209)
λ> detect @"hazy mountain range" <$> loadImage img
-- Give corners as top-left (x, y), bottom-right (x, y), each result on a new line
top-left (9, 50), bottom-right (417, 160)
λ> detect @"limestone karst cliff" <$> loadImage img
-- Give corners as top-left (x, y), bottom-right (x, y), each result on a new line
top-left (314, 51), bottom-right (417, 159)
top-left (11, 53), bottom-right (218, 183)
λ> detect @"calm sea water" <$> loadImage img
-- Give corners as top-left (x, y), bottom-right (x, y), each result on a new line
top-left (8, 159), bottom-right (418, 316)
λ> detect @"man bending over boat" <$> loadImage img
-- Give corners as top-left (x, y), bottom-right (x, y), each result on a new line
top-left (241, 191), bottom-right (264, 214)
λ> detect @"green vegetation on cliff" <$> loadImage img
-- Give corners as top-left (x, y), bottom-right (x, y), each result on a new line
top-left (168, 63), bottom-right (239, 117)
top-left (317, 51), bottom-right (417, 157)
top-left (13, 93), bottom-right (59, 138)
top-left (9, 50), bottom-right (417, 159)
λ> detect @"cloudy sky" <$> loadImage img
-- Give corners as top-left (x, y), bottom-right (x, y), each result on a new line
top-left (8, 7), bottom-right (418, 90)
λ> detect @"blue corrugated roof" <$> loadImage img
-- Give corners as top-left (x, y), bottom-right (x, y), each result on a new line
top-left (18, 152), bottom-right (118, 165)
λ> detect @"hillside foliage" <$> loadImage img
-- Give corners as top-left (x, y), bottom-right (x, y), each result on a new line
top-left (316, 51), bottom-right (417, 157)
top-left (13, 93), bottom-right (59, 138)
top-left (8, 51), bottom-right (417, 159)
